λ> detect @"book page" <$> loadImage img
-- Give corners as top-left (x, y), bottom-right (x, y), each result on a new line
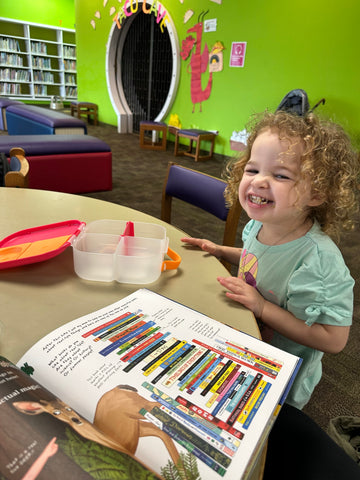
top-left (17, 289), bottom-right (300, 480)
top-left (0, 357), bottom-right (159, 480)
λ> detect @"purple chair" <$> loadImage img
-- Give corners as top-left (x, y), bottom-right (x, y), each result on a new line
top-left (161, 162), bottom-right (242, 271)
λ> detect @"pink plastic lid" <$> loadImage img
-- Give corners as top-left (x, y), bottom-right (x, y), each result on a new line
top-left (0, 220), bottom-right (85, 270)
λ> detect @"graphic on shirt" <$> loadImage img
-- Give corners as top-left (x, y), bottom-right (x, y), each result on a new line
top-left (238, 249), bottom-right (258, 288)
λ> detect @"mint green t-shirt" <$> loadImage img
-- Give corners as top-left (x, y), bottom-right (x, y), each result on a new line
top-left (239, 220), bottom-right (354, 409)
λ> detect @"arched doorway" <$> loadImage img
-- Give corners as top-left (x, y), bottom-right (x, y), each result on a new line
top-left (106, 2), bottom-right (180, 133)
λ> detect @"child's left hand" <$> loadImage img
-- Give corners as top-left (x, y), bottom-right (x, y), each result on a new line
top-left (217, 275), bottom-right (265, 319)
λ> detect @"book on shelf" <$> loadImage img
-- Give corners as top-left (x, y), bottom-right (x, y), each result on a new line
top-left (0, 37), bottom-right (20, 52)
top-left (33, 85), bottom-right (47, 96)
top-left (65, 86), bottom-right (77, 97)
top-left (63, 59), bottom-right (76, 71)
top-left (33, 71), bottom-right (54, 83)
top-left (31, 42), bottom-right (47, 55)
top-left (0, 52), bottom-right (24, 67)
top-left (65, 73), bottom-right (76, 85)
top-left (0, 68), bottom-right (30, 82)
top-left (0, 289), bottom-right (301, 480)
top-left (0, 83), bottom-right (22, 95)
top-left (32, 57), bottom-right (51, 69)
top-left (63, 46), bottom-right (76, 58)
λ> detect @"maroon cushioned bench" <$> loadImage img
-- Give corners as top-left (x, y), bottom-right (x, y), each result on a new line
top-left (0, 135), bottom-right (112, 193)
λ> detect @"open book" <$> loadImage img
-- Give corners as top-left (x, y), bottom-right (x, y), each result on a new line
top-left (0, 289), bottom-right (301, 480)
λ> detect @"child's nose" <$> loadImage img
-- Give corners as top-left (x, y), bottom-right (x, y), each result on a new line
top-left (251, 173), bottom-right (269, 188)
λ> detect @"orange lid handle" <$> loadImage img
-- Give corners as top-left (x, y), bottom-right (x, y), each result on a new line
top-left (162, 247), bottom-right (181, 272)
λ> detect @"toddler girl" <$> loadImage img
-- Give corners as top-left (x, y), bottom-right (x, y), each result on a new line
top-left (181, 111), bottom-right (359, 409)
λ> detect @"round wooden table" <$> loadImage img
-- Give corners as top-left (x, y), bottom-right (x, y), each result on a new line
top-left (0, 188), bottom-right (265, 480)
top-left (0, 188), bottom-right (259, 363)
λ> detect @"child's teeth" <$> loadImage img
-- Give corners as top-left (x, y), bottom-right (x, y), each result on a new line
top-left (250, 195), bottom-right (268, 204)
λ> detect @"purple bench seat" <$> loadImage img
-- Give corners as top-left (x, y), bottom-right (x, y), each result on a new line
top-left (0, 134), bottom-right (112, 193)
top-left (6, 104), bottom-right (87, 135)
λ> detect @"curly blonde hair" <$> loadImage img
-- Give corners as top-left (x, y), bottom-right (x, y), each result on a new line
top-left (225, 111), bottom-right (360, 239)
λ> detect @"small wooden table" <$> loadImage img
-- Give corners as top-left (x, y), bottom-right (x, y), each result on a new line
top-left (174, 128), bottom-right (216, 161)
top-left (139, 121), bottom-right (167, 151)
top-left (70, 101), bottom-right (98, 125)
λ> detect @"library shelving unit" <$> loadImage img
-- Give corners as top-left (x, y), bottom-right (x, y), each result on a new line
top-left (0, 17), bottom-right (77, 102)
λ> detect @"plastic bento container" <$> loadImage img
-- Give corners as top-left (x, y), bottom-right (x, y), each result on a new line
top-left (0, 219), bottom-right (181, 284)
top-left (72, 219), bottom-right (180, 284)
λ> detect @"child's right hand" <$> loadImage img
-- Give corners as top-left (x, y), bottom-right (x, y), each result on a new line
top-left (181, 237), bottom-right (222, 258)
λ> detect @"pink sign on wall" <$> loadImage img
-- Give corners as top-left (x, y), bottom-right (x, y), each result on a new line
top-left (230, 42), bottom-right (247, 67)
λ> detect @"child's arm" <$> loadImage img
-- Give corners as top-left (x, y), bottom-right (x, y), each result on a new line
top-left (181, 237), bottom-right (242, 265)
top-left (217, 275), bottom-right (350, 354)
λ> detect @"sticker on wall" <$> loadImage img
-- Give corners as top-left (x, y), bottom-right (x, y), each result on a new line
top-left (210, 0), bottom-right (222, 3)
top-left (169, 114), bottom-right (182, 129)
top-left (113, 1), bottom-right (170, 32)
top-left (230, 41), bottom-right (247, 67)
top-left (184, 10), bottom-right (194, 23)
top-left (209, 41), bottom-right (224, 72)
top-left (204, 18), bottom-right (217, 32)
top-left (180, 10), bottom-right (213, 112)
top-left (90, 0), bottom-right (171, 33)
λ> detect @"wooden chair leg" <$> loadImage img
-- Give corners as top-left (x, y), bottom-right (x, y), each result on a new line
top-left (195, 137), bottom-right (201, 161)
top-left (174, 132), bottom-right (180, 156)
top-left (188, 139), bottom-right (194, 154)
top-left (161, 163), bottom-right (175, 223)
top-left (208, 137), bottom-right (215, 158)
top-left (161, 194), bottom-right (172, 223)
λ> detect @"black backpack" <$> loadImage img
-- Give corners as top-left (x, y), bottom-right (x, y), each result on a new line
top-left (276, 89), bottom-right (325, 116)
top-left (0, 152), bottom-right (10, 187)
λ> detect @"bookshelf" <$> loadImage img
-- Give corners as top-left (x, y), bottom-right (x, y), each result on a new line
top-left (0, 18), bottom-right (77, 101)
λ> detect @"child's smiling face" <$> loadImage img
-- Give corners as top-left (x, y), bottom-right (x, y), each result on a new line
top-left (238, 128), bottom-right (320, 231)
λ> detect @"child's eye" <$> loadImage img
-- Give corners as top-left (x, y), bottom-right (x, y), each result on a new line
top-left (274, 174), bottom-right (290, 180)
top-left (245, 168), bottom-right (258, 174)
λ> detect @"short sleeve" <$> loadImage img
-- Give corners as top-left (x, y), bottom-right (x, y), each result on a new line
top-left (242, 220), bottom-right (259, 243)
top-left (287, 250), bottom-right (354, 327)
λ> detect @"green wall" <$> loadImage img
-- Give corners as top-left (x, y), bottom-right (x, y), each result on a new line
top-left (0, 0), bottom-right (75, 29)
top-left (2, 0), bottom-right (359, 155)
top-left (74, 0), bottom-right (360, 155)
top-left (74, 0), bottom-right (115, 126)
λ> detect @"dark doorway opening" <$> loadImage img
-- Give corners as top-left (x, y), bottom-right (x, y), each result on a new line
top-left (120, 10), bottom-right (173, 132)
top-left (107, 2), bottom-right (179, 134)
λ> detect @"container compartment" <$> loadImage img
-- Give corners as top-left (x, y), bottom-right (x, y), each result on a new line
top-left (72, 233), bottom-right (119, 282)
top-left (83, 219), bottom-right (128, 235)
top-left (114, 236), bottom-right (164, 284)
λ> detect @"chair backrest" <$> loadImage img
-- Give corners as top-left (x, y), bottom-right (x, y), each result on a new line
top-left (4, 147), bottom-right (29, 188)
top-left (161, 162), bottom-right (241, 270)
